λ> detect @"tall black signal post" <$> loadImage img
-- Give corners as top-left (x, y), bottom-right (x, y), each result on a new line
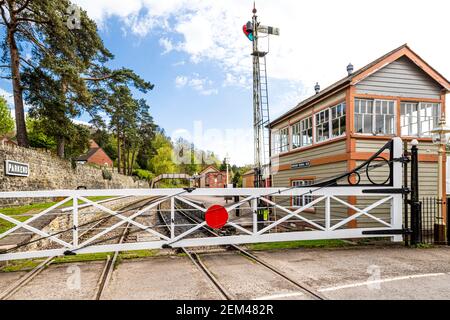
top-left (244, 4), bottom-right (280, 189)
top-left (243, 4), bottom-right (280, 229)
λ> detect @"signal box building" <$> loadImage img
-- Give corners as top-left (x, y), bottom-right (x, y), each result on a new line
top-left (269, 44), bottom-right (450, 225)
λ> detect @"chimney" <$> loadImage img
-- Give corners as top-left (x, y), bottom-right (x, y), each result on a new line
top-left (347, 63), bottom-right (354, 76)
top-left (314, 82), bottom-right (320, 94)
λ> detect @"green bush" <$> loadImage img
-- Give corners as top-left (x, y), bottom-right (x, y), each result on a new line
top-left (102, 168), bottom-right (112, 180)
top-left (133, 169), bottom-right (154, 181)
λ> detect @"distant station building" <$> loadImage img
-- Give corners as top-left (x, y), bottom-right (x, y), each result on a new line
top-left (76, 140), bottom-right (113, 167)
top-left (197, 165), bottom-right (229, 188)
top-left (269, 44), bottom-right (450, 216)
top-left (242, 169), bottom-right (255, 188)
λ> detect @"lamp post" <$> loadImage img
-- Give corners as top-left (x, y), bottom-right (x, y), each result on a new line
top-left (431, 114), bottom-right (450, 243)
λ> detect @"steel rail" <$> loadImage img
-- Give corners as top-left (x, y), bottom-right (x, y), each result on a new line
top-left (93, 196), bottom-right (165, 300)
top-left (157, 205), bottom-right (235, 300)
top-left (175, 200), bottom-right (327, 300)
top-left (0, 196), bottom-right (156, 300)
top-left (93, 221), bottom-right (130, 300)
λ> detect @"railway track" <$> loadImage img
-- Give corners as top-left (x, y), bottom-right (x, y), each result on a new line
top-left (1, 195), bottom-right (326, 300)
top-left (157, 204), bottom-right (235, 300)
top-left (0, 196), bottom-right (158, 300)
top-left (167, 199), bottom-right (327, 301)
top-left (90, 196), bottom-right (164, 300)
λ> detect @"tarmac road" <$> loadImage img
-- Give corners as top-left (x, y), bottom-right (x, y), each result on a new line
top-left (0, 246), bottom-right (449, 300)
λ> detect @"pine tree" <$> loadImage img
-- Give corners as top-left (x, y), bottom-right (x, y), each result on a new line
top-left (0, 0), bottom-right (72, 146)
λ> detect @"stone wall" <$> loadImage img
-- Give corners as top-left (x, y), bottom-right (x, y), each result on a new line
top-left (22, 196), bottom-right (149, 252)
top-left (0, 144), bottom-right (147, 205)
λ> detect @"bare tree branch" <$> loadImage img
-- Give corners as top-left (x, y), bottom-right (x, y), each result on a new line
top-left (81, 75), bottom-right (115, 82)
top-left (16, 17), bottom-right (50, 24)
top-left (14, 0), bottom-right (31, 14)
top-left (17, 26), bottom-right (50, 55)
top-left (19, 56), bottom-right (37, 69)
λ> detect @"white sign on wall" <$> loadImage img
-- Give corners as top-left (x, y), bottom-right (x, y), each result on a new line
top-left (4, 160), bottom-right (29, 177)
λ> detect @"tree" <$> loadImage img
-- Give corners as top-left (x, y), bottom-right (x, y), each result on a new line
top-left (20, 2), bottom-right (111, 157)
top-left (232, 171), bottom-right (241, 186)
top-left (1, 0), bottom-right (154, 153)
top-left (136, 107), bottom-right (158, 170)
top-left (26, 117), bottom-right (56, 150)
top-left (0, 96), bottom-right (14, 136)
top-left (106, 85), bottom-right (136, 174)
top-left (148, 133), bottom-right (176, 176)
top-left (219, 158), bottom-right (228, 171)
top-left (63, 123), bottom-right (90, 159)
top-left (122, 100), bottom-right (156, 175)
top-left (0, 0), bottom-right (70, 146)
top-left (91, 129), bottom-right (117, 161)
top-left (173, 138), bottom-right (201, 175)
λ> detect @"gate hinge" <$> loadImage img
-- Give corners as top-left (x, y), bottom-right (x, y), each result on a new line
top-left (393, 156), bottom-right (410, 163)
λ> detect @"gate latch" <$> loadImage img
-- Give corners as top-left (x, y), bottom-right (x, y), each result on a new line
top-left (362, 188), bottom-right (410, 194)
top-left (362, 228), bottom-right (412, 235)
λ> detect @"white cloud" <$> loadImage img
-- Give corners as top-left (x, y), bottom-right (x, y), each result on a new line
top-left (175, 74), bottom-right (218, 96)
top-left (0, 88), bottom-right (15, 107)
top-left (72, 0), bottom-right (450, 165)
top-left (159, 37), bottom-right (176, 54)
top-left (174, 75), bottom-right (188, 88)
top-left (73, 119), bottom-right (93, 127)
top-left (170, 121), bottom-right (254, 167)
top-left (223, 73), bottom-right (251, 89)
top-left (73, 0), bottom-right (450, 101)
top-left (0, 88), bottom-right (33, 115)
top-left (172, 60), bottom-right (186, 67)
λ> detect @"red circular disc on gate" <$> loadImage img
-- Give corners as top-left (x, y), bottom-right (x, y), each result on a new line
top-left (205, 205), bottom-right (229, 229)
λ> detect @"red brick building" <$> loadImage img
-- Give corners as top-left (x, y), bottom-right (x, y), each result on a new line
top-left (197, 165), bottom-right (229, 188)
top-left (76, 140), bottom-right (113, 167)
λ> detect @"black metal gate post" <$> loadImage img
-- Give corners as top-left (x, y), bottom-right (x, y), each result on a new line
top-left (410, 141), bottom-right (421, 245)
top-left (403, 141), bottom-right (409, 246)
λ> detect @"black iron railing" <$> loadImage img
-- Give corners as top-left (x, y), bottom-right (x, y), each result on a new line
top-left (419, 197), bottom-right (446, 245)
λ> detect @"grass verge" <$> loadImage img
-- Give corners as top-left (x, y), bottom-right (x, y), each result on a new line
top-left (0, 196), bottom-right (114, 234)
top-left (52, 252), bottom-right (113, 264)
top-left (118, 250), bottom-right (158, 260)
top-left (0, 249), bottom-right (160, 273)
top-left (0, 259), bottom-right (43, 272)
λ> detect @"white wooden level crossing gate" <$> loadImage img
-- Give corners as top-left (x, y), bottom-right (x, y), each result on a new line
top-left (0, 138), bottom-right (404, 261)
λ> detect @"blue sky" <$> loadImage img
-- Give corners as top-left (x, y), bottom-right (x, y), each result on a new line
top-left (1, 0), bottom-right (449, 165)
top-left (96, 16), bottom-right (253, 135)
